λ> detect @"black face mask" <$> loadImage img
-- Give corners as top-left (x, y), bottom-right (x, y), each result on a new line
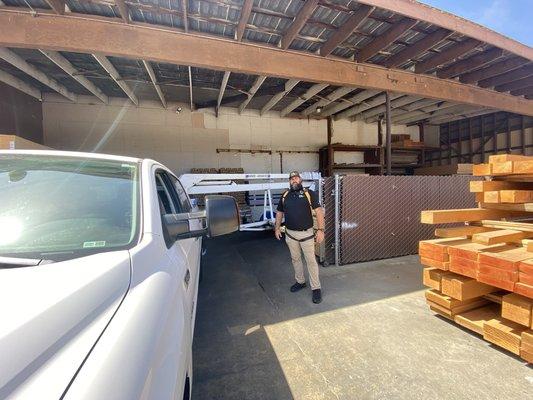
top-left (290, 182), bottom-right (303, 191)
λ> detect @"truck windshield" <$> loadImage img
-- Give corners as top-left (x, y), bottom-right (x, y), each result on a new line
top-left (0, 154), bottom-right (140, 262)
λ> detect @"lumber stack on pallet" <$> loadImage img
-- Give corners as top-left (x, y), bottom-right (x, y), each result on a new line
top-left (420, 154), bottom-right (533, 363)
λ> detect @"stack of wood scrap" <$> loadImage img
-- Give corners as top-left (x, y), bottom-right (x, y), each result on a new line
top-left (420, 154), bottom-right (533, 363)
top-left (414, 164), bottom-right (473, 176)
top-left (391, 138), bottom-right (425, 148)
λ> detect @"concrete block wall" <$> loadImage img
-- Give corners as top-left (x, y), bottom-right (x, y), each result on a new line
top-left (43, 94), bottom-right (419, 175)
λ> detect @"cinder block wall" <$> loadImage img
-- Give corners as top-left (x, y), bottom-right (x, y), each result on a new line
top-left (43, 94), bottom-right (418, 175)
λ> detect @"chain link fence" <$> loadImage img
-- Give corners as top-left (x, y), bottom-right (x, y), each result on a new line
top-left (323, 175), bottom-right (482, 265)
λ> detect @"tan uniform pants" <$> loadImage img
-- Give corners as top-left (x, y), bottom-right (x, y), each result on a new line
top-left (285, 228), bottom-right (321, 290)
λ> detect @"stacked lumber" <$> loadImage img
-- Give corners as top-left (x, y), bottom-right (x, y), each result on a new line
top-left (391, 136), bottom-right (425, 148)
top-left (420, 154), bottom-right (533, 362)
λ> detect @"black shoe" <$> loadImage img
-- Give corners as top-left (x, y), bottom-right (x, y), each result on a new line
top-left (312, 289), bottom-right (322, 304)
top-left (290, 282), bottom-right (307, 292)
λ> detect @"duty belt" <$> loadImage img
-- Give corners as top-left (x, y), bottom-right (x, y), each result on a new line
top-left (285, 231), bottom-right (315, 242)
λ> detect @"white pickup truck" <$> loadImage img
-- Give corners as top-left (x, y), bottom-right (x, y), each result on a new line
top-left (0, 150), bottom-right (239, 400)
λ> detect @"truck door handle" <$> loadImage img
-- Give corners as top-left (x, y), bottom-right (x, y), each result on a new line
top-left (184, 269), bottom-right (191, 288)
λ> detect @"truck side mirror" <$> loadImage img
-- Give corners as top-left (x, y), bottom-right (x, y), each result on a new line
top-left (205, 195), bottom-right (240, 237)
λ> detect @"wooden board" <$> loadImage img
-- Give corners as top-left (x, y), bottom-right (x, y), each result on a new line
top-left (478, 246), bottom-right (531, 271)
top-left (518, 259), bottom-right (533, 274)
top-left (513, 161), bottom-right (533, 175)
top-left (429, 305), bottom-right (453, 320)
top-left (434, 226), bottom-right (495, 238)
top-left (472, 229), bottom-right (531, 245)
top-left (425, 289), bottom-right (486, 309)
top-left (421, 208), bottom-right (529, 224)
top-left (473, 163), bottom-right (492, 176)
top-left (480, 202), bottom-right (533, 212)
top-left (483, 317), bottom-right (527, 355)
top-left (502, 293), bottom-right (533, 327)
top-left (449, 256), bottom-right (478, 279)
top-left (515, 283), bottom-right (533, 299)
top-left (447, 242), bottom-right (513, 261)
top-left (422, 268), bottom-right (452, 291)
top-left (476, 220), bottom-right (533, 233)
top-left (519, 272), bottom-right (533, 286)
top-left (420, 256), bottom-right (450, 270)
top-left (478, 264), bottom-right (518, 282)
top-left (441, 274), bottom-right (496, 300)
top-left (426, 298), bottom-right (488, 317)
top-left (454, 304), bottom-right (500, 335)
top-left (469, 180), bottom-right (533, 193)
top-left (528, 241), bottom-right (533, 252)
top-left (477, 273), bottom-right (515, 291)
top-left (489, 155), bottom-right (532, 164)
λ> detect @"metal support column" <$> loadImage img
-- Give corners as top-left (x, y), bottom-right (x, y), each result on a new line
top-left (385, 92), bottom-right (392, 175)
top-left (334, 174), bottom-right (340, 267)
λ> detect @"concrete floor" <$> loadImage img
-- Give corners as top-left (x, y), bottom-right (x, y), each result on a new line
top-left (192, 232), bottom-right (532, 400)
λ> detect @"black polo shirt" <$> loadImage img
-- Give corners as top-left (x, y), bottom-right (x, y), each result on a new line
top-left (277, 189), bottom-right (320, 230)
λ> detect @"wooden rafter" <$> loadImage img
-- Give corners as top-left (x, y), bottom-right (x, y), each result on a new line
top-left (459, 57), bottom-right (530, 84)
top-left (142, 60), bottom-right (166, 108)
top-left (181, 0), bottom-right (189, 31)
top-left (235, 0), bottom-right (253, 41)
top-left (216, 71), bottom-right (230, 116)
top-left (478, 65), bottom-right (533, 88)
top-left (260, 79), bottom-right (299, 115)
top-left (495, 76), bottom-right (533, 93)
top-left (382, 28), bottom-right (452, 68)
top-left (280, 83), bottom-right (328, 117)
top-left (415, 39), bottom-right (482, 74)
top-left (0, 47), bottom-right (77, 102)
top-left (355, 17), bottom-right (417, 62)
top-left (366, 98), bottom-right (441, 123)
top-left (319, 5), bottom-right (374, 57)
top-left (335, 92), bottom-right (402, 120)
top-left (93, 53), bottom-right (138, 105)
top-left (239, 75), bottom-right (267, 113)
top-left (301, 86), bottom-right (356, 116)
top-left (359, 96), bottom-right (421, 121)
top-left (2, 11), bottom-right (532, 116)
top-left (437, 48), bottom-right (504, 80)
top-left (320, 90), bottom-right (381, 117)
top-left (0, 69), bottom-right (42, 100)
top-left (40, 49), bottom-right (108, 103)
top-left (281, 0), bottom-right (319, 50)
top-left (114, 0), bottom-right (130, 24)
top-left (45, 0), bottom-right (65, 15)
top-left (510, 86), bottom-right (533, 97)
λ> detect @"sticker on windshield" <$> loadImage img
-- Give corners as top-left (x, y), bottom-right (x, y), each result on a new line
top-left (83, 241), bottom-right (106, 248)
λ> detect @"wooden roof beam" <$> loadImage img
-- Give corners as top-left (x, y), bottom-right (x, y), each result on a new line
top-left (437, 48), bottom-right (504, 80)
top-left (235, 0), bottom-right (253, 42)
top-left (320, 90), bottom-right (381, 117)
top-left (2, 11), bottom-right (531, 116)
top-left (359, 96), bottom-right (421, 121)
top-left (355, 17), bottom-right (417, 62)
top-left (0, 47), bottom-right (77, 102)
top-left (280, 83), bottom-right (328, 117)
top-left (365, 99), bottom-right (441, 123)
top-left (0, 69), bottom-right (42, 100)
top-left (216, 71), bottom-right (230, 116)
top-left (281, 0), bottom-right (319, 50)
top-left (238, 75), bottom-right (267, 114)
top-left (93, 53), bottom-right (138, 105)
top-left (382, 28), bottom-right (452, 68)
top-left (356, 0), bottom-right (533, 60)
top-left (260, 78), bottom-right (299, 115)
top-left (40, 49), bottom-right (108, 104)
top-left (511, 86), bottom-right (533, 97)
top-left (114, 0), bottom-right (130, 24)
top-left (45, 0), bottom-right (65, 15)
top-left (459, 57), bottom-right (530, 84)
top-left (319, 5), bottom-right (374, 57)
top-left (415, 38), bottom-right (482, 74)
top-left (142, 60), bottom-right (166, 108)
top-left (495, 76), bottom-right (533, 93)
top-left (478, 65), bottom-right (533, 88)
top-left (335, 92), bottom-right (403, 120)
top-left (301, 86), bottom-right (356, 116)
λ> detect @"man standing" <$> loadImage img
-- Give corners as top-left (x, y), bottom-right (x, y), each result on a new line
top-left (274, 171), bottom-right (325, 304)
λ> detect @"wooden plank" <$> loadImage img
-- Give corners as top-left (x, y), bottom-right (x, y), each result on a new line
top-left (519, 272), bottom-right (533, 286)
top-left (441, 274), bottom-right (496, 300)
top-left (502, 293), bottom-right (533, 327)
top-left (1, 10), bottom-right (532, 117)
top-left (235, 0), bottom-right (253, 41)
top-left (429, 305), bottom-right (453, 320)
top-left (477, 273), bottom-right (515, 291)
top-left (514, 161), bottom-right (533, 175)
top-left (478, 246), bottom-right (531, 270)
top-left (355, 17), bottom-right (417, 62)
top-left (421, 208), bottom-right (529, 224)
top-left (489, 154), bottom-right (532, 164)
top-left (472, 163), bottom-right (492, 176)
top-left (426, 298), bottom-right (488, 317)
top-left (483, 317), bottom-right (527, 355)
top-left (470, 180), bottom-right (533, 192)
top-left (426, 289), bottom-right (488, 310)
top-left (449, 256), bottom-right (478, 279)
top-left (529, 242), bottom-right (533, 252)
top-left (437, 48), bottom-right (504, 80)
top-left (521, 331), bottom-right (533, 362)
top-left (434, 226), bottom-right (495, 238)
top-left (480, 203), bottom-right (533, 212)
top-left (477, 220), bottom-right (533, 233)
top-left (447, 241), bottom-right (512, 261)
top-left (423, 268), bottom-right (453, 290)
top-left (491, 161), bottom-right (514, 175)
top-left (415, 39), bottom-right (482, 74)
top-left (472, 229), bottom-right (532, 245)
top-left (320, 4), bottom-right (374, 57)
top-left (519, 259), bottom-right (533, 274)
top-left (500, 190), bottom-right (533, 204)
top-left (515, 283), bottom-right (533, 299)
top-left (454, 304), bottom-right (500, 335)
top-left (420, 257), bottom-right (450, 270)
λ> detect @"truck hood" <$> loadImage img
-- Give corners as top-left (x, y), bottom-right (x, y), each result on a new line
top-left (0, 250), bottom-right (131, 400)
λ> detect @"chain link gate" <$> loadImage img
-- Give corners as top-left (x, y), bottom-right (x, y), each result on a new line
top-left (323, 175), bottom-right (482, 266)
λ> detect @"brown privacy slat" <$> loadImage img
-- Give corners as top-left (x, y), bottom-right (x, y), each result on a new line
top-left (324, 175), bottom-right (482, 264)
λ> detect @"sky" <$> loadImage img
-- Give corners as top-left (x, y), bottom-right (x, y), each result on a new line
top-left (420, 0), bottom-right (533, 46)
